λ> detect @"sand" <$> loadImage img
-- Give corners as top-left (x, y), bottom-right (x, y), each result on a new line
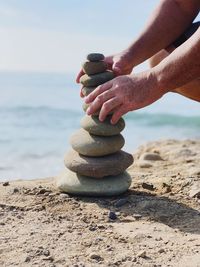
top-left (0, 139), bottom-right (200, 267)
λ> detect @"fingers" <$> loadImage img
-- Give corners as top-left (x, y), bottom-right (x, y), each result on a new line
top-left (87, 89), bottom-right (115, 116)
top-left (99, 97), bottom-right (121, 122)
top-left (76, 69), bottom-right (84, 83)
top-left (80, 87), bottom-right (84, 98)
top-left (85, 80), bottom-right (113, 104)
top-left (111, 106), bottom-right (127, 124)
top-left (104, 55), bottom-right (113, 70)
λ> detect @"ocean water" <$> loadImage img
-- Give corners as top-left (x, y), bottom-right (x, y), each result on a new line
top-left (0, 71), bottom-right (199, 181)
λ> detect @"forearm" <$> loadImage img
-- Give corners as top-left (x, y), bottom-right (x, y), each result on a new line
top-left (126, 0), bottom-right (200, 67)
top-left (153, 27), bottom-right (200, 93)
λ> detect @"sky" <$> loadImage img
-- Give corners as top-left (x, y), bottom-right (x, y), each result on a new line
top-left (0, 0), bottom-right (199, 73)
top-left (0, 0), bottom-right (160, 73)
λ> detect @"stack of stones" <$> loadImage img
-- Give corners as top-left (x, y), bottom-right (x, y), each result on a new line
top-left (56, 53), bottom-right (134, 196)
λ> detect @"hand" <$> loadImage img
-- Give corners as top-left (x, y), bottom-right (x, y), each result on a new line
top-left (76, 49), bottom-right (135, 97)
top-left (85, 71), bottom-right (166, 124)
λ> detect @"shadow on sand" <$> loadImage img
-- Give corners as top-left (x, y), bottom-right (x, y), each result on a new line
top-left (76, 189), bottom-right (200, 235)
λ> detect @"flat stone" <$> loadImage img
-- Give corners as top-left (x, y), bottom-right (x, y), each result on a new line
top-left (82, 102), bottom-right (113, 116)
top-left (82, 86), bottom-right (96, 97)
top-left (70, 129), bottom-right (125, 156)
top-left (56, 169), bottom-right (132, 196)
top-left (64, 149), bottom-right (134, 178)
top-left (140, 153), bottom-right (163, 161)
top-left (87, 53), bottom-right (104, 62)
top-left (81, 115), bottom-right (125, 136)
top-left (83, 61), bottom-right (107, 75)
top-left (80, 71), bottom-right (114, 87)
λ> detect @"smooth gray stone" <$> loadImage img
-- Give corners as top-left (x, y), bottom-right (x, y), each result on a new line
top-left (81, 115), bottom-right (125, 136)
top-left (64, 149), bottom-right (134, 178)
top-left (82, 102), bottom-right (113, 116)
top-left (87, 53), bottom-right (104, 62)
top-left (56, 169), bottom-right (132, 196)
top-left (70, 128), bottom-right (125, 156)
top-left (83, 61), bottom-right (107, 75)
top-left (82, 87), bottom-right (96, 97)
top-left (80, 71), bottom-right (114, 87)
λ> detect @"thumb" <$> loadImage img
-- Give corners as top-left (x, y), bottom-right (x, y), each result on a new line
top-left (112, 61), bottom-right (123, 76)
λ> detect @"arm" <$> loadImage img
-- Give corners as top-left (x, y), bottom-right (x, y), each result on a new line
top-left (154, 27), bottom-right (200, 91)
top-left (126, 0), bottom-right (200, 68)
top-left (76, 0), bottom-right (200, 83)
top-left (85, 28), bottom-right (200, 124)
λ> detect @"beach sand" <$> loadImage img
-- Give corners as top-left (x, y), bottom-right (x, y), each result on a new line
top-left (0, 139), bottom-right (200, 267)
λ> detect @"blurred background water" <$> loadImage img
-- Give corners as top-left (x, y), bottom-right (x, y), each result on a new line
top-left (0, 71), bottom-right (199, 180)
top-left (0, 1), bottom-right (200, 180)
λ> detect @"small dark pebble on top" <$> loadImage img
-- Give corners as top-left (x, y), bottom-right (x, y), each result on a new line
top-left (87, 53), bottom-right (104, 62)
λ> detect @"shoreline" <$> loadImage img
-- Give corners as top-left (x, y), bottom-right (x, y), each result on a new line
top-left (0, 139), bottom-right (200, 267)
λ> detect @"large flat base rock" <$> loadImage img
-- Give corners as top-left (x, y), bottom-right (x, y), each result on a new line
top-left (56, 169), bottom-right (132, 196)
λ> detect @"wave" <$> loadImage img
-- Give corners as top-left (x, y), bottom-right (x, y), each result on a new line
top-left (0, 106), bottom-right (199, 128)
top-left (126, 112), bottom-right (200, 128)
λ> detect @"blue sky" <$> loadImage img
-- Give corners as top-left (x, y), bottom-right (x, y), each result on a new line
top-left (0, 0), bottom-right (199, 73)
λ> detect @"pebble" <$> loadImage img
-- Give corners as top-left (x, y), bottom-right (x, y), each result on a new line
top-left (89, 252), bottom-right (103, 261)
top-left (82, 86), bottom-right (96, 97)
top-left (138, 161), bottom-right (153, 168)
top-left (83, 61), bottom-right (107, 75)
top-left (13, 187), bottom-right (19, 193)
top-left (80, 71), bottom-right (114, 87)
top-left (70, 128), bottom-right (125, 157)
top-left (81, 115), bottom-right (125, 136)
top-left (140, 152), bottom-right (163, 161)
top-left (132, 214), bottom-right (142, 220)
top-left (59, 193), bottom-right (70, 199)
top-left (142, 182), bottom-right (155, 191)
top-left (56, 169), bottom-right (132, 197)
top-left (2, 181), bottom-right (9, 186)
top-left (108, 211), bottom-right (117, 220)
top-left (136, 250), bottom-right (146, 258)
top-left (158, 248), bottom-right (165, 253)
top-left (189, 182), bottom-right (200, 198)
top-left (64, 149), bottom-right (133, 178)
top-left (87, 53), bottom-right (105, 62)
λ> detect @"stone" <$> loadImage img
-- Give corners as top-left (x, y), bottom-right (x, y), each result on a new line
top-left (87, 53), bottom-right (104, 62)
top-left (189, 182), bottom-right (200, 198)
top-left (64, 149), bottom-right (134, 178)
top-left (70, 128), bottom-right (125, 156)
top-left (82, 102), bottom-right (113, 116)
top-left (142, 182), bottom-right (155, 191)
top-left (140, 152), bottom-right (163, 161)
top-left (137, 161), bottom-right (153, 168)
top-left (108, 211), bottom-right (117, 220)
top-left (2, 181), bottom-right (9, 186)
top-left (83, 61), bottom-right (107, 75)
top-left (82, 86), bottom-right (96, 97)
top-left (56, 169), bottom-right (132, 196)
top-left (136, 250), bottom-right (146, 258)
top-left (81, 115), bottom-right (125, 136)
top-left (80, 71), bottom-right (114, 87)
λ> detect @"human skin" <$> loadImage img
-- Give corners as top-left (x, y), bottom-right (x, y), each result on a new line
top-left (76, 0), bottom-right (200, 124)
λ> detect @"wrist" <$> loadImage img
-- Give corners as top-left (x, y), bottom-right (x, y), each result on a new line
top-left (150, 66), bottom-right (170, 94)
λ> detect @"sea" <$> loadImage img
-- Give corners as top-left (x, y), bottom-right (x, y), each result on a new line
top-left (0, 71), bottom-right (199, 181)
